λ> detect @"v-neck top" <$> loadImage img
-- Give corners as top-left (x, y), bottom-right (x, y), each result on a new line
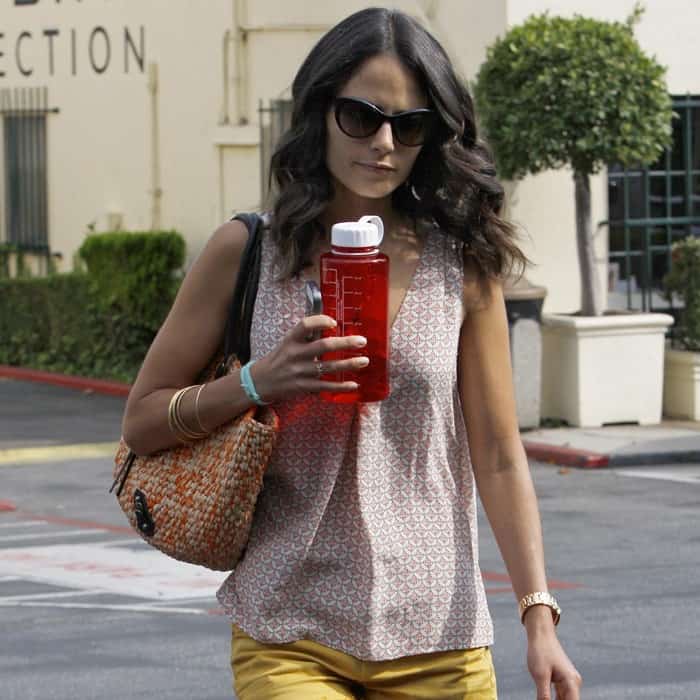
top-left (216, 223), bottom-right (494, 661)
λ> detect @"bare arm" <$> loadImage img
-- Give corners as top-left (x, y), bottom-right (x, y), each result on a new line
top-left (122, 220), bottom-right (368, 456)
top-left (458, 272), bottom-right (550, 620)
top-left (121, 220), bottom-right (255, 455)
top-left (458, 268), bottom-right (581, 698)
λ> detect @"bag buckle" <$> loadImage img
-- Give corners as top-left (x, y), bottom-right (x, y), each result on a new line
top-left (133, 489), bottom-right (155, 537)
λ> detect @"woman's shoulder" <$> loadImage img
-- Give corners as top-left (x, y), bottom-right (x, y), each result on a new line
top-left (182, 213), bottom-right (266, 296)
top-left (419, 219), bottom-right (494, 314)
top-left (206, 211), bottom-right (270, 263)
top-left (210, 217), bottom-right (247, 249)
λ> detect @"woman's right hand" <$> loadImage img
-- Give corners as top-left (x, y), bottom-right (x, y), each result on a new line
top-left (250, 315), bottom-right (369, 403)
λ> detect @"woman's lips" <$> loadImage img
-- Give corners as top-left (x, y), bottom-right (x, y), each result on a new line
top-left (356, 162), bottom-right (396, 174)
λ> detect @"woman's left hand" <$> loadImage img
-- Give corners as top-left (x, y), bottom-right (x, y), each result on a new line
top-left (525, 610), bottom-right (582, 699)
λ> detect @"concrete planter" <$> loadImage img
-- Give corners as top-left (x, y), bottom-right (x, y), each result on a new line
top-left (663, 347), bottom-right (700, 420)
top-left (541, 312), bottom-right (674, 427)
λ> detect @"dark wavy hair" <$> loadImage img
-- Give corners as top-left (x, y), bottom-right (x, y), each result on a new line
top-left (268, 7), bottom-right (529, 282)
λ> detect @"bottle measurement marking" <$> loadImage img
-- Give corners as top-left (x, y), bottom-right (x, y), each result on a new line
top-left (322, 271), bottom-right (366, 382)
top-left (322, 270), bottom-right (364, 332)
top-left (339, 276), bottom-right (363, 332)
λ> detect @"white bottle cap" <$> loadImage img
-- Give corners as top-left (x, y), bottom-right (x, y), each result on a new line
top-left (331, 215), bottom-right (384, 248)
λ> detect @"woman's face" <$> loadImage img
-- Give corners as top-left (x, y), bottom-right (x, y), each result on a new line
top-left (325, 53), bottom-right (428, 203)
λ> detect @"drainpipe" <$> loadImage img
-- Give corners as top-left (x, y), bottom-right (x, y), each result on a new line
top-left (228, 0), bottom-right (330, 125)
top-left (419, 0), bottom-right (439, 20)
top-left (232, 0), bottom-right (249, 125)
top-left (219, 2), bottom-right (331, 218)
top-left (219, 29), bottom-right (232, 125)
top-left (148, 62), bottom-right (162, 231)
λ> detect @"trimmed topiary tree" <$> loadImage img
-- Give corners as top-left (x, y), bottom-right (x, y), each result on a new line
top-left (474, 5), bottom-right (673, 316)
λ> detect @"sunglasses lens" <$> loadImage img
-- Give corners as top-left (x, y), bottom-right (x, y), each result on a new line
top-left (337, 100), bottom-right (382, 139)
top-left (394, 112), bottom-right (431, 146)
top-left (336, 99), bottom-right (433, 146)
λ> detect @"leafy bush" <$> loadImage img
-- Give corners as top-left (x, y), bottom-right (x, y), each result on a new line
top-left (0, 243), bottom-right (31, 279)
top-left (78, 231), bottom-right (185, 330)
top-left (0, 231), bottom-right (185, 382)
top-left (664, 237), bottom-right (700, 351)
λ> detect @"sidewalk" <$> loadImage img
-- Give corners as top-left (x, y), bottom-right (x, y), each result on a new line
top-left (521, 422), bottom-right (700, 468)
top-left (3, 364), bottom-right (700, 469)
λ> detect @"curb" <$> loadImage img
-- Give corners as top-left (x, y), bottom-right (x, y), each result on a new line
top-left (0, 365), bottom-right (131, 398)
top-left (607, 450), bottom-right (700, 466)
top-left (523, 440), bottom-right (700, 468)
top-left (2, 366), bottom-right (699, 467)
top-left (523, 440), bottom-right (609, 468)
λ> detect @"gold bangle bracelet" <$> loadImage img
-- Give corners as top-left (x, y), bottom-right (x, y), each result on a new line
top-left (181, 385), bottom-right (209, 438)
top-left (173, 386), bottom-right (193, 437)
top-left (193, 383), bottom-right (211, 433)
top-left (518, 591), bottom-right (561, 626)
top-left (167, 388), bottom-right (191, 443)
top-left (168, 386), bottom-right (208, 442)
top-left (174, 385), bottom-right (208, 440)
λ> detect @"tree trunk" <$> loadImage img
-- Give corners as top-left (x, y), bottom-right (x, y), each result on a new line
top-left (574, 171), bottom-right (602, 316)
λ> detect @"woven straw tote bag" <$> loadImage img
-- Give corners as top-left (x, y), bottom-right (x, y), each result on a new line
top-left (110, 213), bottom-right (279, 571)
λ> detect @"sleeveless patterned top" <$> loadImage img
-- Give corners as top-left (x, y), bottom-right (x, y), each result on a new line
top-left (217, 223), bottom-right (494, 661)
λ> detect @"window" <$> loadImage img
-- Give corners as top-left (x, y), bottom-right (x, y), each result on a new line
top-left (1, 87), bottom-right (53, 252)
top-left (608, 95), bottom-right (700, 311)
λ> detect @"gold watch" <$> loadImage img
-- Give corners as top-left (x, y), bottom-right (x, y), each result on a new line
top-left (518, 591), bottom-right (561, 626)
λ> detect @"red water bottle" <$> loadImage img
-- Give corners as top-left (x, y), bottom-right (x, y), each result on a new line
top-left (320, 215), bottom-right (390, 403)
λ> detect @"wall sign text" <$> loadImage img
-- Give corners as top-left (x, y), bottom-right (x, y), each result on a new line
top-left (0, 24), bottom-right (146, 78)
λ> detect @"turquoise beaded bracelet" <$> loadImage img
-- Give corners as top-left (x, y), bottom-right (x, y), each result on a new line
top-left (240, 360), bottom-right (270, 406)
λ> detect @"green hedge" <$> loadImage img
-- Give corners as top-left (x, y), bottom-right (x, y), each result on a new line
top-left (664, 236), bottom-right (700, 352)
top-left (0, 231), bottom-right (185, 383)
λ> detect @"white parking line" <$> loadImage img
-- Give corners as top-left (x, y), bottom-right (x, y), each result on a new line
top-left (0, 589), bottom-right (105, 602)
top-left (139, 596), bottom-right (214, 606)
top-left (0, 541), bottom-right (225, 600)
top-left (99, 538), bottom-right (143, 547)
top-left (615, 466), bottom-right (700, 484)
top-left (0, 601), bottom-right (211, 615)
top-left (0, 529), bottom-right (108, 543)
top-left (0, 521), bottom-right (47, 529)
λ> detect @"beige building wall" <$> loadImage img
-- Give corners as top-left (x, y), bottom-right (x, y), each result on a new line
top-left (1, 0), bottom-right (234, 268)
top-left (0, 0), bottom-right (505, 270)
top-left (0, 0), bottom-right (694, 316)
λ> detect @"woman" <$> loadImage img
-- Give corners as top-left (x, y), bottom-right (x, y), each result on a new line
top-left (122, 7), bottom-right (582, 699)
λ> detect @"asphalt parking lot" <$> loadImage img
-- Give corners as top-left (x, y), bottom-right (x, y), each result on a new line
top-left (1, 378), bottom-right (699, 699)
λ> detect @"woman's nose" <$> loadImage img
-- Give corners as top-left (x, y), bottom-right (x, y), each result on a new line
top-left (370, 120), bottom-right (395, 154)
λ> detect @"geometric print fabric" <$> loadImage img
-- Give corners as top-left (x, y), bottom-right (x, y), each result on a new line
top-left (217, 224), bottom-right (494, 661)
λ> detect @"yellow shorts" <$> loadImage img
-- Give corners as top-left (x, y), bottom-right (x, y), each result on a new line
top-left (231, 625), bottom-right (498, 700)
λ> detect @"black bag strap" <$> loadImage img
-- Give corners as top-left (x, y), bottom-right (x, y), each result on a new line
top-left (217, 213), bottom-right (264, 375)
top-left (111, 212), bottom-right (265, 495)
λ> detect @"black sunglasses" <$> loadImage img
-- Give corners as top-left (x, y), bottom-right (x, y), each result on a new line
top-left (333, 97), bottom-right (434, 147)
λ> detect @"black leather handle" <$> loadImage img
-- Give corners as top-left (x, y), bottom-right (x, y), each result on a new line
top-left (219, 213), bottom-right (264, 372)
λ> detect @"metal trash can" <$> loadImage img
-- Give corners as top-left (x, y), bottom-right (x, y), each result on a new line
top-left (503, 276), bottom-right (547, 430)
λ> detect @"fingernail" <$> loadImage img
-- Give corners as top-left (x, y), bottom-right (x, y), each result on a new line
top-left (355, 337), bottom-right (367, 347)
top-left (357, 357), bottom-right (370, 367)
